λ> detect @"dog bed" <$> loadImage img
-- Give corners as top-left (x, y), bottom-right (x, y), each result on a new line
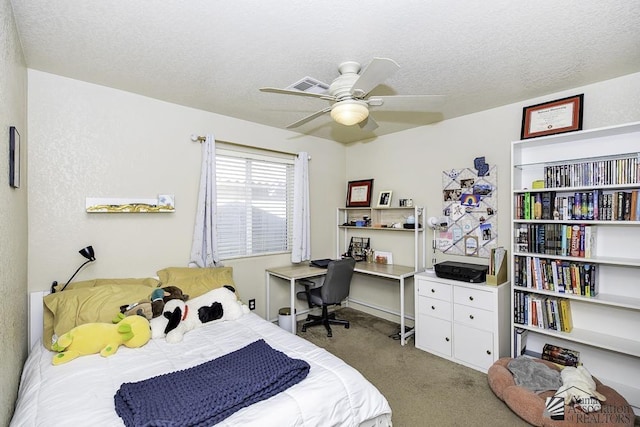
top-left (487, 357), bottom-right (634, 426)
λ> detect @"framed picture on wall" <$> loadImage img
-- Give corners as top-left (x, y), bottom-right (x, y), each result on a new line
top-left (346, 179), bottom-right (374, 207)
top-left (9, 126), bottom-right (20, 188)
top-left (521, 94), bottom-right (584, 139)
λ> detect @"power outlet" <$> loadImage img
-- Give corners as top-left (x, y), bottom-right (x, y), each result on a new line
top-left (248, 299), bottom-right (256, 310)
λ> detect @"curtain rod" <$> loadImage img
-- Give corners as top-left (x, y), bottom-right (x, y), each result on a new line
top-left (190, 134), bottom-right (310, 159)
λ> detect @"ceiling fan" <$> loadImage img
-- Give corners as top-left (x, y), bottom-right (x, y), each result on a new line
top-left (260, 57), bottom-right (445, 132)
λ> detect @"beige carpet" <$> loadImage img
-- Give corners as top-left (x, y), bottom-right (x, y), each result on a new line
top-left (297, 307), bottom-right (530, 427)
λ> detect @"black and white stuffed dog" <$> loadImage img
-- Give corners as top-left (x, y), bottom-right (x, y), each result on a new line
top-left (150, 285), bottom-right (249, 343)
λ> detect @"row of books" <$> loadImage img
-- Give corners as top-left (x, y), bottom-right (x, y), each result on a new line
top-left (514, 256), bottom-right (598, 297)
top-left (541, 344), bottom-right (580, 367)
top-left (514, 223), bottom-right (597, 259)
top-left (514, 189), bottom-right (640, 221)
top-left (514, 290), bottom-right (573, 332)
top-left (542, 156), bottom-right (640, 188)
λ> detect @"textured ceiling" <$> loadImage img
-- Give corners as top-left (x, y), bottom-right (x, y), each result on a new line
top-left (10, 1), bottom-right (640, 144)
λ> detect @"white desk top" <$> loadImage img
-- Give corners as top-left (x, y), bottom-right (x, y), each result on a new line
top-left (266, 261), bottom-right (417, 281)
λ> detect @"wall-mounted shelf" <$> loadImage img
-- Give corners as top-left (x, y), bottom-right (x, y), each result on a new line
top-left (85, 195), bottom-right (175, 213)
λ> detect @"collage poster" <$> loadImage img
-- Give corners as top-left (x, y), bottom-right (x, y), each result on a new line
top-left (435, 158), bottom-right (498, 258)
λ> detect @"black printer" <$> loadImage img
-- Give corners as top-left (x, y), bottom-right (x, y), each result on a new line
top-left (434, 261), bottom-right (488, 283)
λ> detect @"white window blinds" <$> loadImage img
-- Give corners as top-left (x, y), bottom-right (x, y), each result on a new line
top-left (215, 148), bottom-right (294, 259)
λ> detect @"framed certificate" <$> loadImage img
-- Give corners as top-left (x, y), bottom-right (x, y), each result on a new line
top-left (346, 179), bottom-right (374, 207)
top-left (521, 94), bottom-right (583, 139)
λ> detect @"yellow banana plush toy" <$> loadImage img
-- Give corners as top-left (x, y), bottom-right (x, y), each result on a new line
top-left (51, 314), bottom-right (151, 366)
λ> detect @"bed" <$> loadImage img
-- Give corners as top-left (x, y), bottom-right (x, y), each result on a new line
top-left (11, 267), bottom-right (392, 426)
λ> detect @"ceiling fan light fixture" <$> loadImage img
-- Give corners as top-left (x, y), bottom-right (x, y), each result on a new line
top-left (331, 100), bottom-right (369, 126)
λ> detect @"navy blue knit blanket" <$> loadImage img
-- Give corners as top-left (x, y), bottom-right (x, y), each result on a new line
top-left (114, 339), bottom-right (310, 427)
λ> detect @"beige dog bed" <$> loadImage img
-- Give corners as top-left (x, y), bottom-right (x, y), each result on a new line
top-left (488, 357), bottom-right (634, 426)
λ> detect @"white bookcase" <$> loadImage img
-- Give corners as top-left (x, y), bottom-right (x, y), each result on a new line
top-left (511, 121), bottom-right (640, 413)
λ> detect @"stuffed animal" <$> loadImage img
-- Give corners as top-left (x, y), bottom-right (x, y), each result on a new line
top-left (151, 285), bottom-right (189, 317)
top-left (555, 365), bottom-right (607, 412)
top-left (120, 286), bottom-right (189, 320)
top-left (51, 314), bottom-right (151, 365)
top-left (150, 285), bottom-right (248, 343)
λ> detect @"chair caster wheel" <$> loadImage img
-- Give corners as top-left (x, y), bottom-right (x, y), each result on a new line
top-left (327, 331), bottom-right (332, 337)
top-left (301, 327), bottom-right (307, 332)
top-left (345, 325), bottom-right (350, 329)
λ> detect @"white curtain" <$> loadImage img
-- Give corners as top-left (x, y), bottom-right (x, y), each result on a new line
top-left (189, 135), bottom-right (221, 267)
top-left (291, 152), bottom-right (311, 263)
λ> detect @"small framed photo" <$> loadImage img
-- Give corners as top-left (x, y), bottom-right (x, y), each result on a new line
top-left (9, 126), bottom-right (20, 188)
top-left (377, 190), bottom-right (392, 207)
top-left (374, 250), bottom-right (393, 265)
top-left (346, 179), bottom-right (374, 207)
top-left (521, 94), bottom-right (583, 139)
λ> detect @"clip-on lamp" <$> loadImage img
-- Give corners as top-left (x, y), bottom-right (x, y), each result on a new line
top-left (51, 245), bottom-right (96, 293)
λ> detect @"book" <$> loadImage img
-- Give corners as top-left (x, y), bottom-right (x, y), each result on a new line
top-left (514, 328), bottom-right (528, 356)
top-left (584, 225), bottom-right (597, 259)
top-left (541, 191), bottom-right (555, 220)
top-left (569, 225), bottom-right (581, 257)
top-left (542, 344), bottom-right (580, 367)
top-left (559, 299), bottom-right (573, 332)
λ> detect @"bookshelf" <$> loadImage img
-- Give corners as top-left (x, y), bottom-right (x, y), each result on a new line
top-left (510, 121), bottom-right (640, 414)
top-left (336, 206), bottom-right (425, 271)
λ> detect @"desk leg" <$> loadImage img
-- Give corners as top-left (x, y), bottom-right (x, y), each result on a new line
top-left (265, 271), bottom-right (271, 322)
top-left (400, 277), bottom-right (406, 346)
top-left (290, 278), bottom-right (296, 334)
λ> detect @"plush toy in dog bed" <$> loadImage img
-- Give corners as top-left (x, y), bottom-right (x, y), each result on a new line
top-left (150, 285), bottom-right (249, 343)
top-left (51, 314), bottom-right (151, 365)
top-left (488, 357), bottom-right (634, 426)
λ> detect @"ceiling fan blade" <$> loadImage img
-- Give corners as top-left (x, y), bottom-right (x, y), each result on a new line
top-left (286, 106), bottom-right (332, 129)
top-left (368, 95), bottom-right (446, 112)
top-left (350, 57), bottom-right (400, 98)
top-left (260, 87), bottom-right (336, 101)
top-left (359, 116), bottom-right (379, 132)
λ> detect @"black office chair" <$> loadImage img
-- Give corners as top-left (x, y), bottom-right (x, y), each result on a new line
top-left (296, 257), bottom-right (356, 337)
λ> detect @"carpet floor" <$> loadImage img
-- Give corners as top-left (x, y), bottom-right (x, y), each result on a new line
top-left (297, 307), bottom-right (531, 427)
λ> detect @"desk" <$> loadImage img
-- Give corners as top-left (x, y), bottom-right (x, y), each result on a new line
top-left (265, 262), bottom-right (417, 345)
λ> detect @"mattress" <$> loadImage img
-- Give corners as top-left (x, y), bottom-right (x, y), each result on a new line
top-left (11, 312), bottom-right (392, 426)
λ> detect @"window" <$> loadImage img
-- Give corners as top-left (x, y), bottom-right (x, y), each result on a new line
top-left (216, 147), bottom-right (294, 259)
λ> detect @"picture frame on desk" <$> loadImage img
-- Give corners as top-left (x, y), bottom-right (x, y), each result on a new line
top-left (377, 190), bottom-right (392, 207)
top-left (346, 179), bottom-right (374, 207)
top-left (521, 94), bottom-right (583, 139)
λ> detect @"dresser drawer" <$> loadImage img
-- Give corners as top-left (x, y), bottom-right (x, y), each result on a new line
top-left (453, 323), bottom-right (495, 372)
top-left (453, 285), bottom-right (494, 309)
top-left (453, 303), bottom-right (493, 331)
top-left (417, 279), bottom-right (452, 302)
top-left (416, 314), bottom-right (452, 357)
top-left (418, 295), bottom-right (452, 321)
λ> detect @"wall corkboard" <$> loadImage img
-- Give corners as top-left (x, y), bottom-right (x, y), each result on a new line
top-left (435, 157), bottom-right (497, 258)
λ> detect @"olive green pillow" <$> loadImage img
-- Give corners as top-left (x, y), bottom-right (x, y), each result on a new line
top-left (59, 277), bottom-right (161, 291)
top-left (156, 267), bottom-right (235, 298)
top-left (42, 284), bottom-right (154, 350)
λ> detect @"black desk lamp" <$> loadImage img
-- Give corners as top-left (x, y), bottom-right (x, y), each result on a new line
top-left (51, 246), bottom-right (96, 293)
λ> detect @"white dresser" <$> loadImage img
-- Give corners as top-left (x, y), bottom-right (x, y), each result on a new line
top-left (414, 270), bottom-right (510, 373)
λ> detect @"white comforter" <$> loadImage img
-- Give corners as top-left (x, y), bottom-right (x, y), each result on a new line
top-left (11, 312), bottom-right (391, 426)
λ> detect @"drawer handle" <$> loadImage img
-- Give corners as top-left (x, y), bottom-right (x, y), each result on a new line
top-left (445, 337), bottom-right (450, 342)
top-left (469, 314), bottom-right (474, 320)
top-left (431, 306), bottom-right (436, 310)
top-left (431, 288), bottom-right (436, 293)
top-left (486, 350), bottom-right (492, 355)
top-left (469, 296), bottom-right (474, 301)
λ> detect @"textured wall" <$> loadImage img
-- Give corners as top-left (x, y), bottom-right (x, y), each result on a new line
top-left (344, 72), bottom-right (640, 321)
top-left (0, 0), bottom-right (28, 424)
top-left (26, 70), bottom-right (346, 318)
